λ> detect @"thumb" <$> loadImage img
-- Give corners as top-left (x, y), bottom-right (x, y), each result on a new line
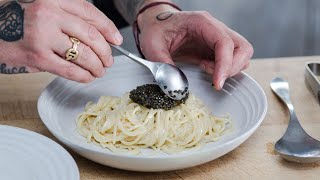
top-left (140, 37), bottom-right (174, 65)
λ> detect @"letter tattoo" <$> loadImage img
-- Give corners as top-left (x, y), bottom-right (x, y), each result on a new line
top-left (0, 63), bottom-right (28, 74)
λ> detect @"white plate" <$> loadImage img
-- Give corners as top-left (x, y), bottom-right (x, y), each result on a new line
top-left (38, 55), bottom-right (267, 172)
top-left (0, 125), bottom-right (79, 180)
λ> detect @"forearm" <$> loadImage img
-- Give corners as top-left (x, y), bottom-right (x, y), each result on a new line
top-left (113, 0), bottom-right (173, 24)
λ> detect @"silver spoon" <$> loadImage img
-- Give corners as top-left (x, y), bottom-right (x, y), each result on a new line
top-left (270, 77), bottom-right (320, 163)
top-left (110, 44), bottom-right (189, 100)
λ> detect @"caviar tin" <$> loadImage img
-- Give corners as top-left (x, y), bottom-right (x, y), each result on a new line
top-left (305, 62), bottom-right (320, 104)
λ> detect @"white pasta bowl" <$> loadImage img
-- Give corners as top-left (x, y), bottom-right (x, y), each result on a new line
top-left (38, 55), bottom-right (267, 172)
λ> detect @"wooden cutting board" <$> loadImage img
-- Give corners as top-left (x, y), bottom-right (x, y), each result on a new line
top-left (0, 56), bottom-right (320, 179)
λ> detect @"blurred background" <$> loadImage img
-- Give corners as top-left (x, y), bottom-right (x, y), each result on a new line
top-left (94, 0), bottom-right (320, 59)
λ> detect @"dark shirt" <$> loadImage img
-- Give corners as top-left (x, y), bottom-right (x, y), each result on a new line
top-left (93, 0), bottom-right (129, 29)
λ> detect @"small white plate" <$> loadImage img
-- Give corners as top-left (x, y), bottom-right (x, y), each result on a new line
top-left (0, 125), bottom-right (79, 180)
top-left (38, 55), bottom-right (267, 172)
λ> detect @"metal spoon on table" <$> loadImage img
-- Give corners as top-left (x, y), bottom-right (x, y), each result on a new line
top-left (270, 77), bottom-right (320, 163)
top-left (110, 44), bottom-right (189, 100)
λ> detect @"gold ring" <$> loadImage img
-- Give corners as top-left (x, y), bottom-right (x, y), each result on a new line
top-left (65, 37), bottom-right (81, 61)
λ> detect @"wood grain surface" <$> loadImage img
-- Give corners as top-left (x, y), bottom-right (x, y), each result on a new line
top-left (1, 56), bottom-right (320, 179)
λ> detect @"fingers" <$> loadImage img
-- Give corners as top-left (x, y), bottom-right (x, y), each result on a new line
top-left (227, 29), bottom-right (253, 77)
top-left (58, 0), bottom-right (123, 45)
top-left (229, 48), bottom-right (250, 77)
top-left (200, 32), bottom-right (253, 88)
top-left (200, 32), bottom-right (252, 88)
top-left (191, 13), bottom-right (253, 90)
top-left (140, 32), bottom-right (175, 65)
top-left (190, 15), bottom-right (233, 90)
top-left (52, 33), bottom-right (106, 78)
top-left (200, 60), bottom-right (215, 74)
top-left (43, 53), bottom-right (96, 83)
top-left (59, 12), bottom-right (113, 68)
top-left (212, 37), bottom-right (234, 90)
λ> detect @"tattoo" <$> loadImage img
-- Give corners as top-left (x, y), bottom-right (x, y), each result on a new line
top-left (113, 0), bottom-right (144, 24)
top-left (156, 11), bottom-right (173, 21)
top-left (0, 1), bottom-right (24, 41)
top-left (0, 63), bottom-right (28, 74)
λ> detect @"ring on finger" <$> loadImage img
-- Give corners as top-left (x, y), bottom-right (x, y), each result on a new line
top-left (65, 37), bottom-right (81, 61)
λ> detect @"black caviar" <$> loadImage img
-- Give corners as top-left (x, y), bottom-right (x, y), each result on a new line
top-left (129, 84), bottom-right (189, 110)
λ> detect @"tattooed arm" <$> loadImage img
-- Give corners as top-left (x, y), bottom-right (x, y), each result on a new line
top-left (0, 0), bottom-right (122, 80)
top-left (114, 0), bottom-right (253, 90)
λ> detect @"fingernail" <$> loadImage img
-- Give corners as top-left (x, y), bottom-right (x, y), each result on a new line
top-left (114, 32), bottom-right (123, 45)
top-left (219, 76), bottom-right (227, 89)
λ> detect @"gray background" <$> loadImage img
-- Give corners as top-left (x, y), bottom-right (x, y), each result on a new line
top-left (95, 0), bottom-right (320, 59)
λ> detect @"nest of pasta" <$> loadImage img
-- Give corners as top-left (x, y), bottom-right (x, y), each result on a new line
top-left (76, 89), bottom-right (231, 154)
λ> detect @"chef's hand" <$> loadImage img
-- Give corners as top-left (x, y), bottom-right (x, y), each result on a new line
top-left (0, 0), bottom-right (122, 82)
top-left (137, 4), bottom-right (253, 90)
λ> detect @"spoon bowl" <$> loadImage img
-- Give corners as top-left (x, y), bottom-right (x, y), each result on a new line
top-left (155, 63), bottom-right (189, 100)
top-left (270, 77), bottom-right (320, 163)
top-left (110, 44), bottom-right (189, 100)
top-left (275, 137), bottom-right (320, 163)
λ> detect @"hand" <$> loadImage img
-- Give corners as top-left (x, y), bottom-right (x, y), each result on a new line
top-left (137, 4), bottom-right (253, 90)
top-left (0, 0), bottom-right (123, 82)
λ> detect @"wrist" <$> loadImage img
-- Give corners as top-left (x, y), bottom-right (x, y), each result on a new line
top-left (139, 0), bottom-right (174, 10)
top-left (132, 1), bottom-right (181, 57)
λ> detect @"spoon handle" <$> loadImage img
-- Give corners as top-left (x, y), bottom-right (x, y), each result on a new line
top-left (109, 44), bottom-right (154, 69)
top-left (270, 77), bottom-right (306, 135)
top-left (270, 77), bottom-right (294, 111)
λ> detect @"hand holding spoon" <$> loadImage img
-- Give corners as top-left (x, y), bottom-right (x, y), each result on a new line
top-left (270, 77), bottom-right (320, 163)
top-left (110, 44), bottom-right (189, 100)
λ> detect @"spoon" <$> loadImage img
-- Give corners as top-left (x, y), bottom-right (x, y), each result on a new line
top-left (270, 77), bottom-right (320, 163)
top-left (110, 44), bottom-right (189, 100)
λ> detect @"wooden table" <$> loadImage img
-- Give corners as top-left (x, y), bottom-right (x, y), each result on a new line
top-left (1, 56), bottom-right (320, 179)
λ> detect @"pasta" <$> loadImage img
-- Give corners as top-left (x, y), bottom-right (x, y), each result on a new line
top-left (76, 93), bottom-right (231, 154)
